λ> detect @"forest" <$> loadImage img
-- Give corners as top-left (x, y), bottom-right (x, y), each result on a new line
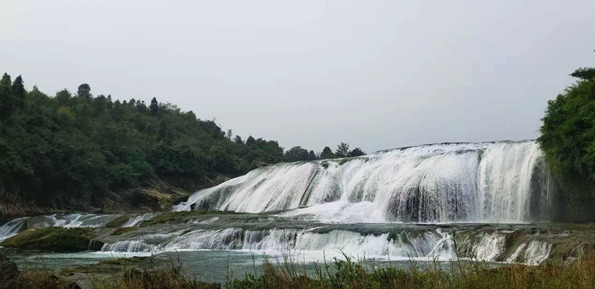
top-left (0, 74), bottom-right (364, 212)
top-left (538, 67), bottom-right (595, 220)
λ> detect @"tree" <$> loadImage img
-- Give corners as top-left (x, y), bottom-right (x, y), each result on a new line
top-left (538, 66), bottom-right (594, 221)
top-left (56, 89), bottom-right (72, 104)
top-left (284, 146), bottom-right (310, 162)
top-left (149, 97), bottom-right (159, 115)
top-left (539, 70), bottom-right (594, 183)
top-left (0, 73), bottom-right (13, 119)
top-left (320, 146), bottom-right (335, 159)
top-left (570, 67), bottom-right (595, 81)
top-left (11, 75), bottom-right (26, 108)
top-left (246, 136), bottom-right (256, 146)
top-left (0, 72), bottom-right (327, 215)
top-left (308, 150), bottom-right (317, 160)
top-left (226, 129), bottom-right (233, 140)
top-left (77, 83), bottom-right (91, 98)
top-left (335, 142), bottom-right (350, 158)
top-left (348, 148), bottom-right (366, 157)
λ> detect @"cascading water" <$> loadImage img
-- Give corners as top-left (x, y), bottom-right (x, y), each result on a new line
top-left (175, 141), bottom-right (551, 223)
top-left (123, 213), bottom-right (157, 227)
top-left (0, 213), bottom-right (119, 241)
top-left (36, 213), bottom-right (119, 228)
top-left (98, 223), bottom-right (557, 265)
top-left (0, 217), bottom-right (28, 242)
top-left (100, 227), bottom-right (477, 262)
top-left (2, 141), bottom-right (560, 267)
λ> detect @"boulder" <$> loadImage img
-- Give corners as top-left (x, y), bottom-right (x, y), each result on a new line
top-left (88, 239), bottom-right (105, 251)
top-left (0, 254), bottom-right (19, 289)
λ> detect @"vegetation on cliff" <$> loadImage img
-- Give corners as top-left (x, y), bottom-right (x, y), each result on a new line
top-left (0, 74), bottom-right (364, 215)
top-left (538, 66), bottom-right (595, 221)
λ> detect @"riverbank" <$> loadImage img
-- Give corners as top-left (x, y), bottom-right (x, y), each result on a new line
top-left (2, 252), bottom-right (593, 289)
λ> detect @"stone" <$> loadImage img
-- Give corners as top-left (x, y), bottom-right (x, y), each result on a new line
top-left (0, 254), bottom-right (19, 289)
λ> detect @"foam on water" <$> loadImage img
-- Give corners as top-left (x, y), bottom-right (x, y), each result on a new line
top-left (175, 141), bottom-right (550, 223)
top-left (0, 217), bottom-right (28, 242)
top-left (100, 227), bottom-right (545, 263)
top-left (524, 240), bottom-right (552, 265)
top-left (123, 213), bottom-right (157, 227)
top-left (37, 213), bottom-right (119, 228)
top-left (0, 213), bottom-right (119, 241)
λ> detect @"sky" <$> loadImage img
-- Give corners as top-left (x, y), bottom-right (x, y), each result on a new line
top-left (1, 0), bottom-right (594, 153)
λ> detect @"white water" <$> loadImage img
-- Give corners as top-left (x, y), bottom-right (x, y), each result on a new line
top-left (3, 141), bottom-right (557, 266)
top-left (505, 243), bottom-right (527, 263)
top-left (0, 217), bottom-right (28, 242)
top-left (34, 213), bottom-right (119, 228)
top-left (0, 213), bottom-right (119, 242)
top-left (473, 232), bottom-right (505, 261)
top-left (175, 141), bottom-right (550, 223)
top-left (123, 213), bottom-right (157, 227)
top-left (523, 240), bottom-right (552, 265)
top-left (101, 227), bottom-right (531, 263)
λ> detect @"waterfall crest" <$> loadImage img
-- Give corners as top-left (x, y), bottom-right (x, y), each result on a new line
top-left (175, 141), bottom-right (551, 223)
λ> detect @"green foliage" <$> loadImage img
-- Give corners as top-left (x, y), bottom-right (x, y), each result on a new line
top-left (322, 143), bottom-right (366, 159)
top-left (570, 67), bottom-right (595, 81)
top-left (538, 68), bottom-right (594, 221)
top-left (538, 76), bottom-right (594, 183)
top-left (284, 146), bottom-right (316, 162)
top-left (0, 74), bottom-right (289, 208)
top-left (335, 142), bottom-right (350, 157)
top-left (0, 73), bottom-right (15, 120)
top-left (149, 97), bottom-right (159, 114)
top-left (320, 146), bottom-right (335, 159)
top-left (348, 147), bottom-right (366, 157)
top-left (77, 83), bottom-right (91, 98)
top-left (226, 255), bottom-right (595, 289)
top-left (1, 227), bottom-right (95, 251)
top-left (0, 73), bottom-right (368, 210)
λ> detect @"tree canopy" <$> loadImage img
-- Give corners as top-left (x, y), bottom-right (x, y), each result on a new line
top-left (538, 68), bottom-right (595, 183)
top-left (0, 73), bottom-right (367, 210)
top-left (0, 75), bottom-right (286, 205)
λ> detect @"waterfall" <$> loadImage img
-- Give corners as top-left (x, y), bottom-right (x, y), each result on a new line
top-left (0, 213), bottom-right (119, 242)
top-left (123, 213), bottom-right (157, 227)
top-left (101, 227), bottom-right (460, 261)
top-left (33, 213), bottom-right (119, 228)
top-left (175, 141), bottom-right (550, 223)
top-left (99, 225), bottom-right (552, 265)
top-left (2, 141), bottom-right (556, 266)
top-left (0, 217), bottom-right (28, 242)
top-left (523, 241), bottom-right (552, 265)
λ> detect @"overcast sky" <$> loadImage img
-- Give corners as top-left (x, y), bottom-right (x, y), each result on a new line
top-left (1, 0), bottom-right (594, 153)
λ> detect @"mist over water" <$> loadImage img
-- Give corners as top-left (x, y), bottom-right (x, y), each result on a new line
top-left (175, 141), bottom-right (551, 224)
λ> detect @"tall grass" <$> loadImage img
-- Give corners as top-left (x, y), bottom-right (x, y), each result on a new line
top-left (13, 253), bottom-right (595, 289)
top-left (225, 254), bottom-right (595, 289)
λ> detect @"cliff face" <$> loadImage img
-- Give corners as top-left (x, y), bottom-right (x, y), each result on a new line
top-left (0, 178), bottom-right (213, 218)
top-left (553, 179), bottom-right (595, 223)
top-left (0, 182), bottom-right (187, 217)
top-left (0, 174), bottom-right (231, 218)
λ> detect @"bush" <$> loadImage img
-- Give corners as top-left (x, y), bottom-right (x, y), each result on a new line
top-left (538, 69), bottom-right (595, 221)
